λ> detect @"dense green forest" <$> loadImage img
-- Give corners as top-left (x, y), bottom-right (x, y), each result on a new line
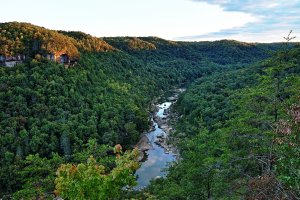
top-left (0, 22), bottom-right (299, 199)
top-left (148, 44), bottom-right (300, 199)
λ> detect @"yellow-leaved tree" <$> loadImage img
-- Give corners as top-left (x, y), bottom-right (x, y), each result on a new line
top-left (55, 145), bottom-right (140, 200)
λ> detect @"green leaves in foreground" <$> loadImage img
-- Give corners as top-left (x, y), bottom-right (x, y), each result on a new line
top-left (54, 147), bottom-right (140, 200)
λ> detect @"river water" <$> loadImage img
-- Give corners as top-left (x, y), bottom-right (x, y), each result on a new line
top-left (134, 102), bottom-right (176, 189)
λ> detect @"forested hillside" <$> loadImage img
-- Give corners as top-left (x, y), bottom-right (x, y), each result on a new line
top-left (0, 22), bottom-right (298, 199)
top-left (148, 43), bottom-right (300, 199)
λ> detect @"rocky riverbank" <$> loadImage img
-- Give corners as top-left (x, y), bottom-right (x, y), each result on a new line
top-left (134, 88), bottom-right (185, 188)
top-left (135, 88), bottom-right (185, 160)
top-left (152, 107), bottom-right (173, 152)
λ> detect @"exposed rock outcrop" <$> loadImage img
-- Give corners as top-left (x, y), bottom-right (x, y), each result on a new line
top-left (135, 135), bottom-right (152, 161)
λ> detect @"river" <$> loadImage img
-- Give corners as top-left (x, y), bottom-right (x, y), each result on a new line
top-left (134, 101), bottom-right (177, 189)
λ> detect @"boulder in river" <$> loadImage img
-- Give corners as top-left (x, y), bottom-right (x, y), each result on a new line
top-left (167, 96), bottom-right (177, 102)
top-left (163, 109), bottom-right (170, 115)
top-left (161, 116), bottom-right (167, 120)
top-left (148, 124), bottom-right (156, 132)
top-left (157, 134), bottom-right (164, 139)
top-left (136, 135), bottom-right (152, 151)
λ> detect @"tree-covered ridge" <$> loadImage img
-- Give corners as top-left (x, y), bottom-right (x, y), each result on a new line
top-left (102, 37), bottom-right (158, 51)
top-left (0, 22), bottom-right (79, 59)
top-left (127, 37), bottom-right (156, 50)
top-left (58, 31), bottom-right (115, 52)
top-left (106, 37), bottom-right (285, 67)
top-left (176, 40), bottom-right (286, 65)
top-left (0, 22), bottom-right (286, 64)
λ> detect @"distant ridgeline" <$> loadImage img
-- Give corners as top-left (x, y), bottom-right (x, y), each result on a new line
top-left (0, 22), bottom-right (288, 68)
top-left (0, 22), bottom-right (114, 67)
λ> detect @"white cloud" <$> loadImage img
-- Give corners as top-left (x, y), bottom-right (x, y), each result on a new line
top-left (182, 0), bottom-right (300, 42)
top-left (1, 0), bottom-right (298, 42)
top-left (0, 0), bottom-right (257, 40)
top-left (83, 0), bottom-right (258, 40)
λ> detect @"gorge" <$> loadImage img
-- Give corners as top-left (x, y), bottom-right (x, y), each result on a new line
top-left (0, 22), bottom-right (299, 199)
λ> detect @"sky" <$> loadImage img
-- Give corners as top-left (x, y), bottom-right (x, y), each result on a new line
top-left (0, 0), bottom-right (300, 42)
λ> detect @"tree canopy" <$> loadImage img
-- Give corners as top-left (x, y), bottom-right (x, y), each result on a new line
top-left (1, 22), bottom-right (298, 199)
